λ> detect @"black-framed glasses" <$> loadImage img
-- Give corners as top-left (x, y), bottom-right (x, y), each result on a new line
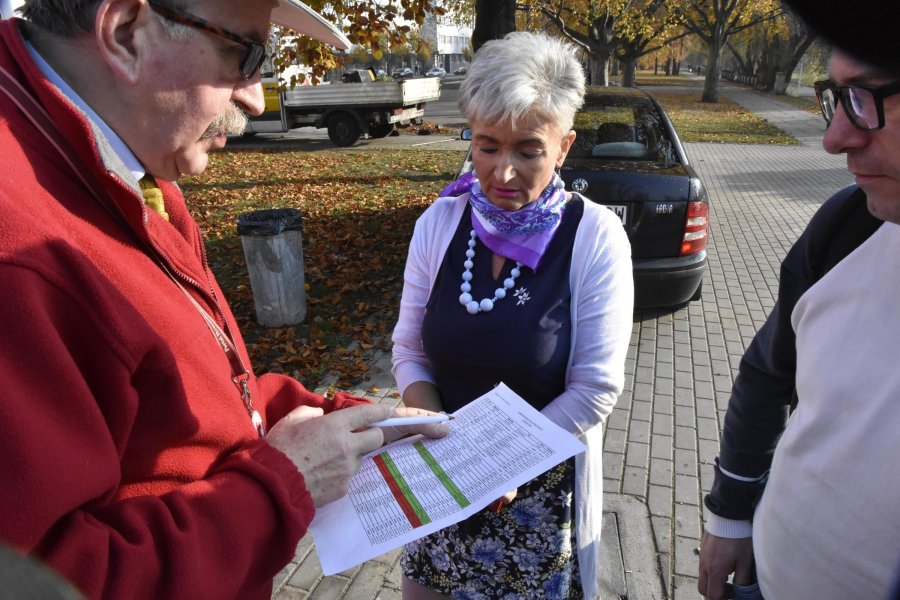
top-left (814, 79), bottom-right (900, 131)
top-left (148, 1), bottom-right (267, 80)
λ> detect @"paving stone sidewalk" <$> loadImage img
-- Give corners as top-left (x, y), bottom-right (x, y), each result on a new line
top-left (271, 84), bottom-right (854, 600)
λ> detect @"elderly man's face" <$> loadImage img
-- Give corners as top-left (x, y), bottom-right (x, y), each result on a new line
top-left (823, 51), bottom-right (900, 224)
top-left (137, 0), bottom-right (269, 180)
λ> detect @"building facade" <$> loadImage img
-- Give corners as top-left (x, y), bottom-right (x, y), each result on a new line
top-left (421, 13), bottom-right (472, 73)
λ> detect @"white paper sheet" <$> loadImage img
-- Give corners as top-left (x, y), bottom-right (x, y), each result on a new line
top-left (308, 383), bottom-right (587, 575)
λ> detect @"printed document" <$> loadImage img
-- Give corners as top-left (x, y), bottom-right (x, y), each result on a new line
top-left (309, 383), bottom-right (587, 574)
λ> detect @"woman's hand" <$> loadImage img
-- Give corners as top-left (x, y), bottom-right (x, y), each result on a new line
top-left (383, 381), bottom-right (449, 444)
top-left (400, 381), bottom-right (444, 413)
top-left (488, 488), bottom-right (518, 512)
top-left (376, 405), bottom-right (451, 444)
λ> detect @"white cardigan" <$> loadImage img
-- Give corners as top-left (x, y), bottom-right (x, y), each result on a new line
top-left (391, 193), bottom-right (634, 599)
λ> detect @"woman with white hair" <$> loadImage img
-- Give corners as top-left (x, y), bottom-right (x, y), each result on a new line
top-left (391, 31), bottom-right (634, 599)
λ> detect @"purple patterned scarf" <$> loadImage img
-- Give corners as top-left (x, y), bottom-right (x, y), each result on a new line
top-left (439, 172), bottom-right (568, 271)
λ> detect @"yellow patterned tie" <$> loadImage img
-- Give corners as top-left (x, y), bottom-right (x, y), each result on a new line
top-left (139, 175), bottom-right (169, 221)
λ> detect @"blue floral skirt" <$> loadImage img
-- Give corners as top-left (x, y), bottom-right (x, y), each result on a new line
top-left (401, 458), bottom-right (582, 600)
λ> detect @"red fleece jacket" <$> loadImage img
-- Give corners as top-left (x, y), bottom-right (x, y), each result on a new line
top-left (0, 19), bottom-right (366, 599)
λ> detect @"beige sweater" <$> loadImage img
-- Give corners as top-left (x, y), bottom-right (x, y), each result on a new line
top-left (753, 221), bottom-right (900, 600)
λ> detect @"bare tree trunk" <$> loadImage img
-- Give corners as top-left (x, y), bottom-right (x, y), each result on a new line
top-left (591, 55), bottom-right (610, 86)
top-left (701, 42), bottom-right (723, 102)
top-left (781, 36), bottom-right (816, 88)
top-left (621, 57), bottom-right (637, 87)
top-left (472, 0), bottom-right (516, 52)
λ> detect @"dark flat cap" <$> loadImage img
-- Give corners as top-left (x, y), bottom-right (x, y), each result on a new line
top-left (786, 1), bottom-right (900, 72)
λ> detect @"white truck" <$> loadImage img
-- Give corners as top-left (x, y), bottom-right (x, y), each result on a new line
top-left (246, 68), bottom-right (442, 147)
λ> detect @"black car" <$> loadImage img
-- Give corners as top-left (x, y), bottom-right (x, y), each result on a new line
top-left (458, 86), bottom-right (709, 308)
top-left (391, 67), bottom-right (413, 80)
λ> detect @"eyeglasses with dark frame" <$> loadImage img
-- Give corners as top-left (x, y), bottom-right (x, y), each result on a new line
top-left (814, 79), bottom-right (900, 131)
top-left (147, 1), bottom-right (267, 80)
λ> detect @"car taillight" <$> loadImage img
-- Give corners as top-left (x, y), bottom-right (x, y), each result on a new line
top-left (680, 201), bottom-right (708, 256)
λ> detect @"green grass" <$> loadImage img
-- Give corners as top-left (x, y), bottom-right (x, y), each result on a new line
top-left (775, 94), bottom-right (821, 115)
top-left (651, 91), bottom-right (798, 144)
top-left (634, 69), bottom-right (802, 143)
top-left (634, 72), bottom-right (702, 87)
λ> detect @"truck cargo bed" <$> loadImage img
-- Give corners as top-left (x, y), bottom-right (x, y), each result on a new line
top-left (282, 77), bottom-right (441, 109)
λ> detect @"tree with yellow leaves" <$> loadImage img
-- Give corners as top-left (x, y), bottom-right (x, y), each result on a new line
top-left (520, 0), bottom-right (685, 87)
top-left (536, 0), bottom-right (628, 86)
top-left (273, 0), bottom-right (445, 84)
top-left (669, 0), bottom-right (782, 102)
top-left (613, 0), bottom-right (682, 86)
top-left (724, 5), bottom-right (816, 93)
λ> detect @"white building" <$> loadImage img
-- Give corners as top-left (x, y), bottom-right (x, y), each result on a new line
top-left (421, 13), bottom-right (471, 72)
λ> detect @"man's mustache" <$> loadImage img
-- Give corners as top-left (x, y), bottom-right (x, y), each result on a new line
top-left (202, 102), bottom-right (248, 139)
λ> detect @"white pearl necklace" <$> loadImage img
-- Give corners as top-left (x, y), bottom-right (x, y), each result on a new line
top-left (458, 230), bottom-right (523, 314)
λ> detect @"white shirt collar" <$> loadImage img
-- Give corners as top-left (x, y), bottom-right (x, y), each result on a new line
top-left (24, 40), bottom-right (146, 182)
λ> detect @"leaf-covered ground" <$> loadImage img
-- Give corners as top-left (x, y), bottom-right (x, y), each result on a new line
top-left (181, 148), bottom-right (464, 389)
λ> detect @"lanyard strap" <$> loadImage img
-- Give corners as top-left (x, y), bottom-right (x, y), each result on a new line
top-left (0, 64), bottom-right (265, 438)
top-left (164, 265), bottom-right (265, 438)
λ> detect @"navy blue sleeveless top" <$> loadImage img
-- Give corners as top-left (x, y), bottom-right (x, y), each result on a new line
top-left (421, 198), bottom-right (584, 413)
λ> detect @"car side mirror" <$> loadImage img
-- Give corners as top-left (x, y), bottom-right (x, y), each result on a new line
top-left (460, 128), bottom-right (472, 141)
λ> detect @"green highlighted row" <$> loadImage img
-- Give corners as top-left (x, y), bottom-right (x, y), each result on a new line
top-left (380, 452), bottom-right (431, 525)
top-left (414, 441), bottom-right (470, 509)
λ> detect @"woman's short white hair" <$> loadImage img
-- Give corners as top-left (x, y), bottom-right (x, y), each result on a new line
top-left (458, 31), bottom-right (586, 134)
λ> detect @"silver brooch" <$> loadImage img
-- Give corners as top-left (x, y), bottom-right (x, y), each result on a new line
top-left (514, 287), bottom-right (531, 306)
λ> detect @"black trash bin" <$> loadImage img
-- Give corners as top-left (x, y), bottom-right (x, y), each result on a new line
top-left (236, 208), bottom-right (306, 327)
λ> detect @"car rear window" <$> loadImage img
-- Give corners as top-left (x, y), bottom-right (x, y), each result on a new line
top-left (569, 94), bottom-right (678, 164)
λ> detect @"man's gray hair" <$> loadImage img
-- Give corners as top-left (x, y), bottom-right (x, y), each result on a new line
top-left (458, 31), bottom-right (586, 134)
top-left (21, 0), bottom-right (194, 41)
top-left (20, 0), bottom-right (103, 36)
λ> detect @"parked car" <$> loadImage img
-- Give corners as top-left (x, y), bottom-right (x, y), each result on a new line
top-left (391, 67), bottom-right (413, 80)
top-left (426, 67), bottom-right (446, 79)
top-left (375, 68), bottom-right (386, 78)
top-left (453, 65), bottom-right (468, 75)
top-left (456, 86), bottom-right (709, 308)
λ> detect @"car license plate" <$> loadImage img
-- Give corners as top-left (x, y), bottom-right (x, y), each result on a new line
top-left (606, 204), bottom-right (627, 225)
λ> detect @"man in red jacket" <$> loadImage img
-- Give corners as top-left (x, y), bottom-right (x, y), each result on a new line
top-left (0, 1), bottom-right (447, 598)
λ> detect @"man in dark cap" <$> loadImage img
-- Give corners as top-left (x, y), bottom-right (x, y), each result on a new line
top-left (698, 5), bottom-right (900, 600)
top-left (784, 0), bottom-right (900, 72)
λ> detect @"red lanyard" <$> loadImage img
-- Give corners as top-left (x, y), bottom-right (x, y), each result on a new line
top-left (165, 266), bottom-right (265, 438)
